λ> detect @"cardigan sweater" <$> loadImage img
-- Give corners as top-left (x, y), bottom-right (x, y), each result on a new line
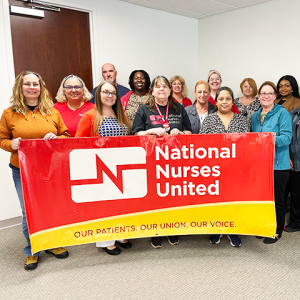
top-left (75, 108), bottom-right (129, 137)
top-left (0, 107), bottom-right (69, 168)
top-left (275, 96), bottom-right (300, 113)
top-left (75, 108), bottom-right (98, 137)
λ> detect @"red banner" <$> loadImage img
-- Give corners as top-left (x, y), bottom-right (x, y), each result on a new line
top-left (18, 133), bottom-right (276, 253)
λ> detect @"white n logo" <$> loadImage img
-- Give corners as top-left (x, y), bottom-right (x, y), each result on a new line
top-left (69, 147), bottom-right (147, 203)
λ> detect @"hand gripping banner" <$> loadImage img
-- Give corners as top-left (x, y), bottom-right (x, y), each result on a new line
top-left (18, 133), bottom-right (276, 253)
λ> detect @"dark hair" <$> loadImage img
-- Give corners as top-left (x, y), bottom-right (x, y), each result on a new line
top-left (215, 86), bottom-right (234, 101)
top-left (276, 75), bottom-right (300, 99)
top-left (258, 81), bottom-right (277, 95)
top-left (146, 76), bottom-right (178, 112)
top-left (214, 87), bottom-right (234, 112)
top-left (128, 70), bottom-right (151, 92)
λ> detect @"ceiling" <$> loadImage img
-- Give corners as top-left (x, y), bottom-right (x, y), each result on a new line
top-left (117, 0), bottom-right (274, 19)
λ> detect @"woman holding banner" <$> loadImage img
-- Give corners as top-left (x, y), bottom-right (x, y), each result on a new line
top-left (0, 71), bottom-right (70, 270)
top-left (76, 80), bottom-right (132, 255)
top-left (200, 86), bottom-right (248, 247)
top-left (131, 75), bottom-right (192, 248)
top-left (251, 81), bottom-right (292, 243)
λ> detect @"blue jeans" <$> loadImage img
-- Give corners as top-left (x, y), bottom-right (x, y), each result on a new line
top-left (12, 168), bottom-right (40, 256)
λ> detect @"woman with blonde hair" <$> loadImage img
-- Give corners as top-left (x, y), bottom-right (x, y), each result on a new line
top-left (170, 75), bottom-right (192, 107)
top-left (54, 74), bottom-right (94, 137)
top-left (185, 80), bottom-right (215, 134)
top-left (0, 71), bottom-right (69, 270)
top-left (76, 80), bottom-right (132, 255)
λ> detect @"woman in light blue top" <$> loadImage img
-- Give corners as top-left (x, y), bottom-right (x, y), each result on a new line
top-left (251, 81), bottom-right (292, 244)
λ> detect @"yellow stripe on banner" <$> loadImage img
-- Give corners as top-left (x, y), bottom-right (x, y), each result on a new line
top-left (31, 202), bottom-right (276, 253)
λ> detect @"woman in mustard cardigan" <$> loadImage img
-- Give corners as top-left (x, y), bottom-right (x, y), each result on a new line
top-left (0, 71), bottom-right (70, 270)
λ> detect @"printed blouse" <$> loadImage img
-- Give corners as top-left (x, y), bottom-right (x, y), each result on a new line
top-left (200, 112), bottom-right (248, 134)
top-left (99, 117), bottom-right (129, 137)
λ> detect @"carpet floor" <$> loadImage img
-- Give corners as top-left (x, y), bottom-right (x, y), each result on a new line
top-left (0, 224), bottom-right (300, 300)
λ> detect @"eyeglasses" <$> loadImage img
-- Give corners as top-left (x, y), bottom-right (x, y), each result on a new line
top-left (64, 85), bottom-right (82, 91)
top-left (260, 92), bottom-right (275, 97)
top-left (209, 78), bottom-right (221, 82)
top-left (23, 83), bottom-right (40, 87)
top-left (101, 90), bottom-right (117, 97)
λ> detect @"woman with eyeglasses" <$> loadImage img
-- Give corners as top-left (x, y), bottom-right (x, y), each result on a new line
top-left (207, 70), bottom-right (239, 113)
top-left (200, 87), bottom-right (248, 247)
top-left (0, 71), bottom-right (70, 270)
top-left (251, 81), bottom-right (292, 243)
top-left (131, 75), bottom-right (192, 248)
top-left (75, 80), bottom-right (132, 255)
top-left (54, 75), bottom-right (94, 137)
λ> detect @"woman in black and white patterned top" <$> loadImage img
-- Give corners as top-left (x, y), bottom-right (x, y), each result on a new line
top-left (200, 87), bottom-right (248, 247)
top-left (200, 87), bottom-right (248, 134)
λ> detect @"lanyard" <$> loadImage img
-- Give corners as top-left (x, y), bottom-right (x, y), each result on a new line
top-left (155, 102), bottom-right (169, 128)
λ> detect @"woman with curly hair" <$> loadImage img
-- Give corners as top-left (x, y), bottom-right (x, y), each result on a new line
top-left (0, 71), bottom-right (70, 270)
top-left (170, 75), bottom-right (192, 107)
top-left (121, 70), bottom-right (151, 126)
top-left (54, 74), bottom-right (94, 137)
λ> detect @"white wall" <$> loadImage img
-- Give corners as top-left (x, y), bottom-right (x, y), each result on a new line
top-left (198, 0), bottom-right (299, 98)
top-left (0, 1), bottom-right (22, 221)
top-left (0, 0), bottom-right (198, 222)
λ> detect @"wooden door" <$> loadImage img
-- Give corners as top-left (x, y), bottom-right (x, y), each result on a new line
top-left (9, 0), bottom-right (93, 101)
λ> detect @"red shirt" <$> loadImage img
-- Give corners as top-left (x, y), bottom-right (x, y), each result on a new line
top-left (53, 102), bottom-right (94, 137)
top-left (173, 97), bottom-right (192, 108)
top-left (208, 96), bottom-right (239, 114)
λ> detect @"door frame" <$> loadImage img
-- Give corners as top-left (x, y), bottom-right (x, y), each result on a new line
top-left (2, 0), bottom-right (100, 92)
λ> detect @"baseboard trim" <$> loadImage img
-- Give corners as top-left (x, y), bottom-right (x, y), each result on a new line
top-left (0, 216), bottom-right (22, 230)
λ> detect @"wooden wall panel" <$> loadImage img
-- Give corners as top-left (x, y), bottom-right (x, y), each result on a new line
top-left (9, 0), bottom-right (93, 101)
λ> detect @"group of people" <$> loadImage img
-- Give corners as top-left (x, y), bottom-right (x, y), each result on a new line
top-left (0, 63), bottom-right (300, 271)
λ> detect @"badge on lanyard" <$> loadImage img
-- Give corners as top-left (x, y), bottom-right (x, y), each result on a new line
top-left (155, 102), bottom-right (170, 132)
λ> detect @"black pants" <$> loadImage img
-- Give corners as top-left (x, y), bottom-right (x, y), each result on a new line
top-left (274, 170), bottom-right (290, 235)
top-left (289, 170), bottom-right (300, 227)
